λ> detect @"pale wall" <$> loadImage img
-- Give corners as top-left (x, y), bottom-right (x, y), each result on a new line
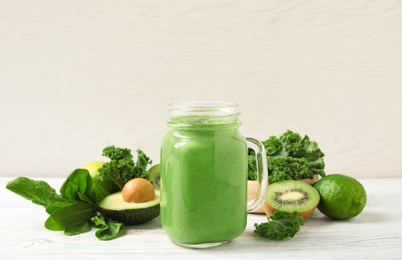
top-left (1, 0), bottom-right (401, 178)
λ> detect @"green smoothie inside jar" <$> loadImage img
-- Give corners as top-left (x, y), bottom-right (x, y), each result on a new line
top-left (160, 101), bottom-right (268, 248)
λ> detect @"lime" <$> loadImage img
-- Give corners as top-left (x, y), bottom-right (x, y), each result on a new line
top-left (314, 174), bottom-right (367, 220)
top-left (81, 161), bottom-right (119, 193)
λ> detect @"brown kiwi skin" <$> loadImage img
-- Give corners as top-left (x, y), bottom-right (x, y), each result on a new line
top-left (263, 201), bottom-right (319, 221)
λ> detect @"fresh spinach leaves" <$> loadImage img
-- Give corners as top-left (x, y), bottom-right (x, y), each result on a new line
top-left (6, 169), bottom-right (123, 240)
top-left (6, 177), bottom-right (65, 207)
top-left (45, 201), bottom-right (95, 232)
top-left (60, 169), bottom-right (109, 204)
top-left (91, 216), bottom-right (123, 240)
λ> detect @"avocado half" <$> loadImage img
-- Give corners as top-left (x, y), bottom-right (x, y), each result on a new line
top-left (98, 190), bottom-right (160, 225)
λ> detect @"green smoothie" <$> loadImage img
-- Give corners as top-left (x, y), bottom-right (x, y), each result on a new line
top-left (160, 116), bottom-right (248, 245)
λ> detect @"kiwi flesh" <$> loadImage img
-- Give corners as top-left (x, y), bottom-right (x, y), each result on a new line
top-left (263, 180), bottom-right (320, 221)
top-left (148, 164), bottom-right (160, 190)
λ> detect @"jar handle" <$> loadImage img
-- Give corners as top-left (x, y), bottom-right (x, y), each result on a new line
top-left (246, 137), bottom-right (269, 212)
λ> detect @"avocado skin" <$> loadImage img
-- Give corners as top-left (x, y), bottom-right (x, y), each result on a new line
top-left (99, 204), bottom-right (160, 225)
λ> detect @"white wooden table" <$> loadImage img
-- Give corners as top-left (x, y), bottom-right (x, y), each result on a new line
top-left (1, 177), bottom-right (401, 259)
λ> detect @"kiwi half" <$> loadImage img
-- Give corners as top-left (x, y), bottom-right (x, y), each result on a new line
top-left (148, 164), bottom-right (160, 190)
top-left (263, 180), bottom-right (320, 221)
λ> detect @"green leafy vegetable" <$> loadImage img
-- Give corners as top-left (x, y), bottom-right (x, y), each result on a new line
top-left (44, 201), bottom-right (96, 232)
top-left (6, 145), bottom-right (153, 241)
top-left (91, 216), bottom-right (123, 241)
top-left (6, 177), bottom-right (65, 207)
top-left (267, 157), bottom-right (314, 183)
top-left (64, 221), bottom-right (92, 236)
top-left (98, 146), bottom-right (152, 190)
top-left (60, 169), bottom-right (109, 204)
top-left (254, 211), bottom-right (304, 240)
top-left (248, 155), bottom-right (258, 181)
top-left (6, 168), bottom-right (122, 240)
top-left (248, 130), bottom-right (325, 182)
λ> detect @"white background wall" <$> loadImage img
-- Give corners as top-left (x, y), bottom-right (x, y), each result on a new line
top-left (1, 0), bottom-right (401, 178)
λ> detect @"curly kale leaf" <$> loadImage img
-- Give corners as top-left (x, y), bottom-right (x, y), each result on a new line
top-left (248, 130), bottom-right (325, 181)
top-left (98, 146), bottom-right (152, 190)
top-left (277, 130), bottom-right (305, 157)
top-left (263, 136), bottom-right (283, 156)
top-left (248, 155), bottom-right (258, 181)
top-left (101, 146), bottom-right (133, 161)
top-left (136, 149), bottom-right (152, 169)
top-left (254, 211), bottom-right (304, 240)
top-left (248, 156), bottom-right (315, 182)
top-left (264, 130), bottom-right (325, 160)
top-left (267, 157), bottom-right (314, 183)
top-left (307, 157), bottom-right (325, 176)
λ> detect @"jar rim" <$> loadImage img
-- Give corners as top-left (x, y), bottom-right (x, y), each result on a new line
top-left (168, 101), bottom-right (239, 116)
top-left (167, 101), bottom-right (241, 128)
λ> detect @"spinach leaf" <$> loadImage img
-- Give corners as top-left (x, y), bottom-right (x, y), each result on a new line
top-left (6, 177), bottom-right (65, 207)
top-left (44, 201), bottom-right (95, 231)
top-left (60, 169), bottom-right (109, 204)
top-left (64, 221), bottom-right (92, 236)
top-left (6, 163), bottom-right (130, 240)
top-left (46, 201), bottom-right (75, 215)
top-left (91, 216), bottom-right (123, 241)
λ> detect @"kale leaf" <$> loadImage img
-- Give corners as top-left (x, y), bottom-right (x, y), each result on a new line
top-left (247, 155), bottom-right (258, 181)
top-left (248, 130), bottom-right (325, 182)
top-left (254, 211), bottom-right (304, 240)
top-left (98, 146), bottom-right (152, 190)
top-left (267, 157), bottom-right (314, 183)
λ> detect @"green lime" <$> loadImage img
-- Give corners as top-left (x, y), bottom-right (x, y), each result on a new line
top-left (314, 174), bottom-right (367, 220)
top-left (81, 161), bottom-right (119, 193)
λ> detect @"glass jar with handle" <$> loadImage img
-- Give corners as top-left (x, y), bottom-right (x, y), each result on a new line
top-left (160, 101), bottom-right (268, 248)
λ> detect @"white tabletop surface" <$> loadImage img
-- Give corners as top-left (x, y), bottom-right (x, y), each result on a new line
top-left (1, 177), bottom-right (401, 259)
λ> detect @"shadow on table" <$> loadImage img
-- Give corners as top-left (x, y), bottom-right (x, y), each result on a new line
top-left (307, 209), bottom-right (382, 225)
